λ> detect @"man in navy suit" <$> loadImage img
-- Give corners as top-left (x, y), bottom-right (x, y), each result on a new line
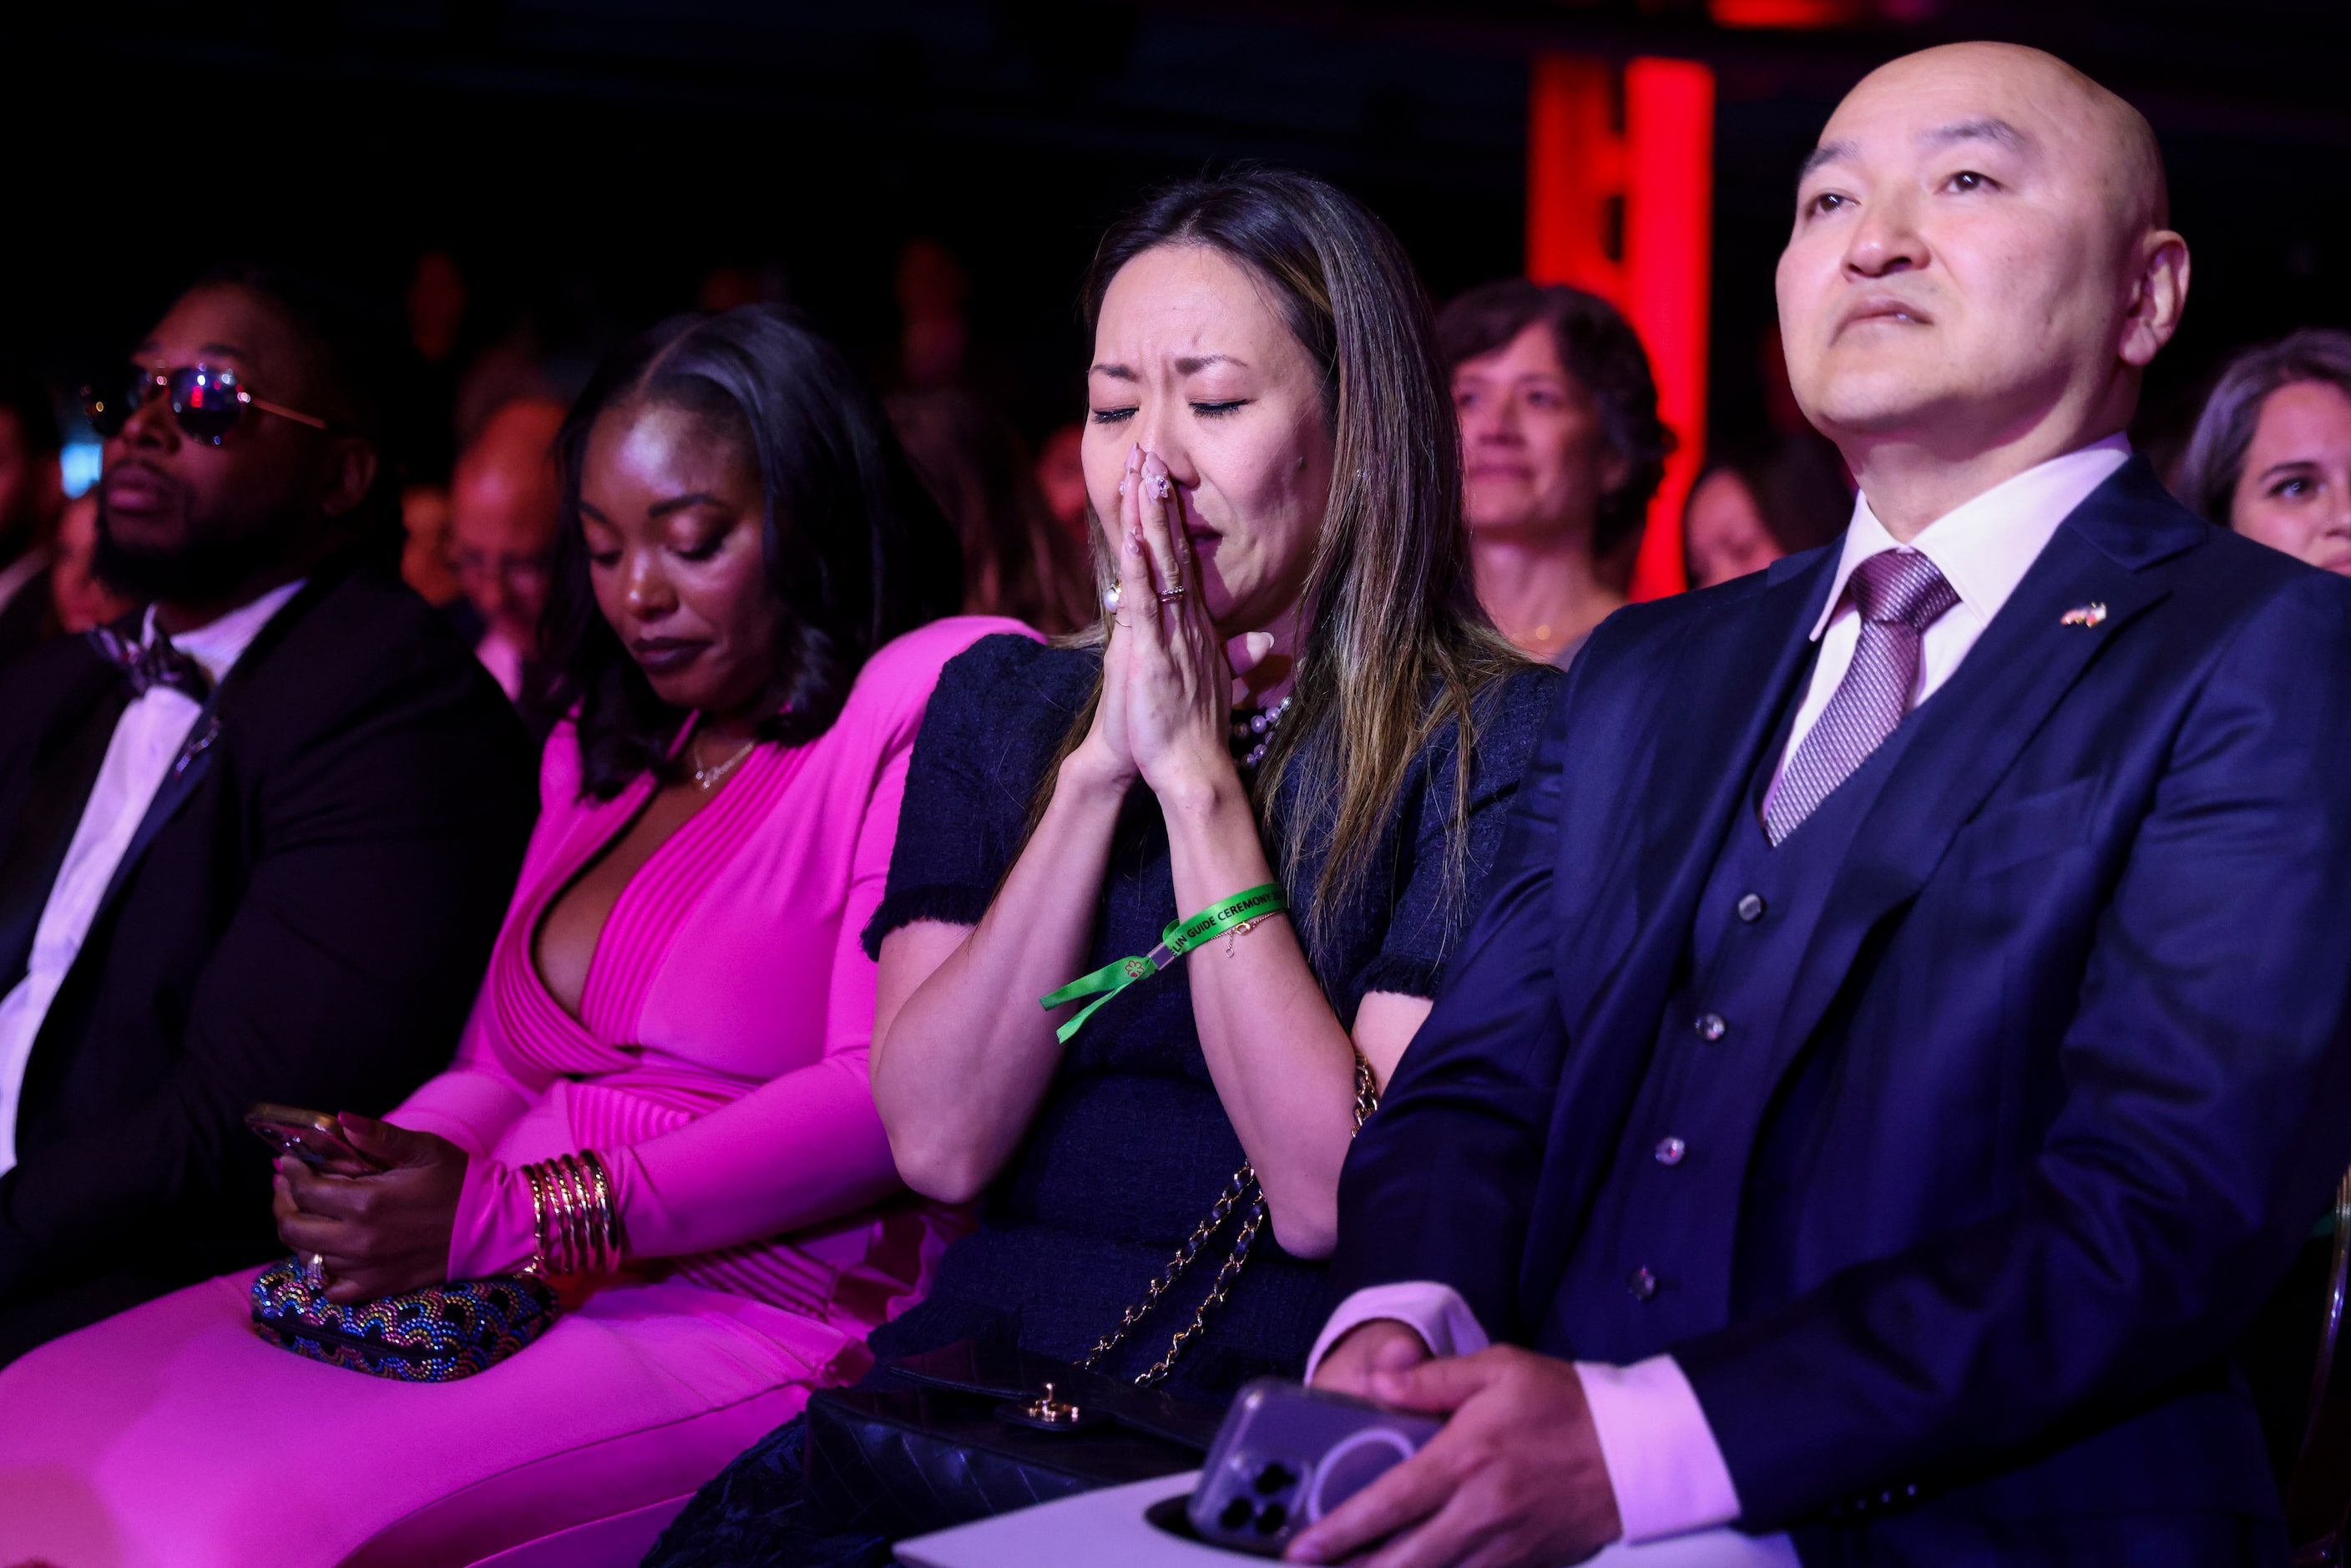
top-left (1293, 42), bottom-right (2351, 1568)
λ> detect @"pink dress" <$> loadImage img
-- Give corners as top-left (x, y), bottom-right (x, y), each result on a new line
top-left (0, 615), bottom-right (1038, 1568)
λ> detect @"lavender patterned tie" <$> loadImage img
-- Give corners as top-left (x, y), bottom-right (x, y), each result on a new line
top-left (1762, 550), bottom-right (1960, 846)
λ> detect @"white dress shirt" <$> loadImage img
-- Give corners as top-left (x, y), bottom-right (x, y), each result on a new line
top-left (0, 580), bottom-right (305, 1175)
top-left (1310, 436), bottom-right (2134, 1558)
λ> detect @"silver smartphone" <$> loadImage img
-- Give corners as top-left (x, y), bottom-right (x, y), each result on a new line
top-left (1185, 1378), bottom-right (1443, 1555)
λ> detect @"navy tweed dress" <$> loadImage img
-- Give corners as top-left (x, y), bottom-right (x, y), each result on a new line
top-left (645, 634), bottom-right (1558, 1566)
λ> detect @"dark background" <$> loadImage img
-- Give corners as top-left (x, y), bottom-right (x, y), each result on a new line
top-left (6, 0), bottom-right (2350, 482)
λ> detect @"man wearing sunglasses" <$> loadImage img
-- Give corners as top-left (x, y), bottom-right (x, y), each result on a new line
top-left (0, 271), bottom-right (538, 1362)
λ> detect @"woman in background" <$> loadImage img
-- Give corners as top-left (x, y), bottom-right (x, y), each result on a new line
top-left (1681, 433), bottom-right (1852, 590)
top-left (649, 167), bottom-right (1558, 1567)
top-left (0, 305), bottom-right (1024, 1568)
top-left (2177, 327), bottom-right (2351, 577)
top-left (887, 386), bottom-right (1095, 633)
top-left (1439, 279), bottom-right (1669, 666)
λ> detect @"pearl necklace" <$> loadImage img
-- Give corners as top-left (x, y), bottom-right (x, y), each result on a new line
top-left (1229, 695), bottom-right (1294, 771)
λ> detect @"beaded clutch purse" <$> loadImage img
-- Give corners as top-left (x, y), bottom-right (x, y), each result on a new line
top-left (248, 1149), bottom-right (618, 1381)
top-left (249, 1259), bottom-right (561, 1382)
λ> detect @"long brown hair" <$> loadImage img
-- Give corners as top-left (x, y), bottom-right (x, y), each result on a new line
top-left (1050, 166), bottom-right (1523, 954)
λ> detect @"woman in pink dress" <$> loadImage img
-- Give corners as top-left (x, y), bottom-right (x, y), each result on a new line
top-left (0, 305), bottom-right (1031, 1567)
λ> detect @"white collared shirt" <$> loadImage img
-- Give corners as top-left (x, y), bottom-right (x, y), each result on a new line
top-left (1308, 437), bottom-right (2135, 1558)
top-left (0, 579), bottom-right (306, 1174)
top-left (1772, 433), bottom-right (2133, 789)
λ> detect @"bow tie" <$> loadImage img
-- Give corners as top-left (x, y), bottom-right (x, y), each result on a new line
top-left (90, 625), bottom-right (213, 705)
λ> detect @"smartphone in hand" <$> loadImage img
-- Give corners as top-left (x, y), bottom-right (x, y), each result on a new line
top-left (1186, 1378), bottom-right (1443, 1555)
top-left (245, 1104), bottom-right (385, 1174)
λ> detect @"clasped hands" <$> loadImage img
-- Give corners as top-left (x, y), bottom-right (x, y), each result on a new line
top-left (270, 1111), bottom-right (468, 1305)
top-left (1292, 1319), bottom-right (1623, 1568)
top-left (1075, 443), bottom-right (1277, 806)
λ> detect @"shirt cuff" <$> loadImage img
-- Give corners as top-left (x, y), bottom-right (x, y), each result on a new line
top-left (1576, 1355), bottom-right (1744, 1543)
top-left (1305, 1282), bottom-right (1494, 1381)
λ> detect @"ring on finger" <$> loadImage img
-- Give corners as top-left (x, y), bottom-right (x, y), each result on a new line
top-left (304, 1252), bottom-right (330, 1291)
top-left (1156, 585), bottom-right (1188, 604)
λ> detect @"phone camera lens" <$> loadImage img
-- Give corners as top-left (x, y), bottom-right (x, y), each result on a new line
top-left (1220, 1497), bottom-right (1255, 1531)
top-left (1254, 1463), bottom-right (1297, 1495)
top-left (1256, 1503), bottom-right (1289, 1535)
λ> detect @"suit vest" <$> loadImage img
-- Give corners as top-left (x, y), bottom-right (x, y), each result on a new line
top-left (1540, 660), bottom-right (1929, 1365)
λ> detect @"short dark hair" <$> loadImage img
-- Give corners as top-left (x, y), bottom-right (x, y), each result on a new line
top-left (1434, 279), bottom-right (1672, 561)
top-left (539, 305), bottom-right (963, 800)
top-left (190, 266), bottom-right (392, 445)
top-left (2176, 328), bottom-right (2351, 526)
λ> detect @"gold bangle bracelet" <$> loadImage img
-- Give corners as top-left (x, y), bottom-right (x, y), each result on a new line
top-left (581, 1151), bottom-right (620, 1272)
top-left (564, 1154), bottom-right (599, 1273)
top-left (522, 1151), bottom-right (624, 1277)
top-left (555, 1157), bottom-right (588, 1275)
top-left (523, 1161), bottom-right (550, 1277)
top-left (559, 1155), bottom-right (594, 1275)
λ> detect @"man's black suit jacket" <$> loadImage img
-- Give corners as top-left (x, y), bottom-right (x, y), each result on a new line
top-left (1333, 462), bottom-right (2351, 1560)
top-left (0, 564), bottom-right (55, 670)
top-left (0, 563), bottom-right (538, 1360)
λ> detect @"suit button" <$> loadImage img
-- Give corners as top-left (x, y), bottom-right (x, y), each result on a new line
top-left (1627, 1267), bottom-right (1657, 1301)
top-left (1654, 1136), bottom-right (1686, 1166)
top-left (1695, 1012), bottom-right (1727, 1041)
top-left (1736, 893), bottom-right (1765, 923)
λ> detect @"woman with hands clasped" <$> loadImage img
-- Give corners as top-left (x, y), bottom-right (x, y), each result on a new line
top-left (648, 166), bottom-right (1561, 1566)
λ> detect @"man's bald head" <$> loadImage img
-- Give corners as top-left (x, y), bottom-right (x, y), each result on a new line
top-left (454, 398), bottom-right (565, 525)
top-left (1776, 42), bottom-right (2189, 526)
top-left (1833, 43), bottom-right (2167, 235)
top-left (451, 397), bottom-right (567, 647)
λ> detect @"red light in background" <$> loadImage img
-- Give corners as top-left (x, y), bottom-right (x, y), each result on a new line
top-left (1525, 53), bottom-right (1713, 601)
top-left (1708, 0), bottom-right (1865, 27)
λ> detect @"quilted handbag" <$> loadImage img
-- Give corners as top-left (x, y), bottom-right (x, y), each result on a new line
top-left (803, 1340), bottom-right (1217, 1540)
top-left (248, 1257), bottom-right (561, 1382)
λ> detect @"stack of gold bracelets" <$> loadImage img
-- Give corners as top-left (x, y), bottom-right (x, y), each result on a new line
top-left (520, 1151), bottom-right (623, 1277)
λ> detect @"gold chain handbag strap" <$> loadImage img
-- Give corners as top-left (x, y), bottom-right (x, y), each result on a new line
top-left (1081, 1053), bottom-right (1380, 1388)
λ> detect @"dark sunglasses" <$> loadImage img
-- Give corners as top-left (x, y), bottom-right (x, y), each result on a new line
top-left (81, 363), bottom-right (329, 446)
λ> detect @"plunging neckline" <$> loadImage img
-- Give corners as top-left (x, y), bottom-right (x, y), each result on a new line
top-left (514, 722), bottom-right (786, 1046)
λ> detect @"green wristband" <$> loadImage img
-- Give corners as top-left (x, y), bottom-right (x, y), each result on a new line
top-left (1040, 883), bottom-right (1287, 1044)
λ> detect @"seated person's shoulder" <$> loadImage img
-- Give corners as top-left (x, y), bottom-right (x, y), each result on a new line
top-left (287, 568), bottom-right (502, 695)
top-left (837, 616), bottom-right (1054, 750)
top-left (0, 630), bottom-right (113, 771)
top-left (257, 571), bottom-right (531, 777)
top-left (924, 625), bottom-right (1098, 723)
top-left (0, 623), bottom-right (109, 708)
top-left (1483, 657), bottom-right (1567, 730)
top-left (852, 615), bottom-right (1048, 710)
top-left (1566, 552), bottom-right (1816, 697)
top-left (2192, 513), bottom-right (2351, 608)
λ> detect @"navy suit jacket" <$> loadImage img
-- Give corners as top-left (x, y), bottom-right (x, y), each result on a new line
top-left (1333, 461), bottom-right (2351, 1551)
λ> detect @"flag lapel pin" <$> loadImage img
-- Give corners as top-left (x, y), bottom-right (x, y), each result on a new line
top-left (2060, 602), bottom-right (2108, 629)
